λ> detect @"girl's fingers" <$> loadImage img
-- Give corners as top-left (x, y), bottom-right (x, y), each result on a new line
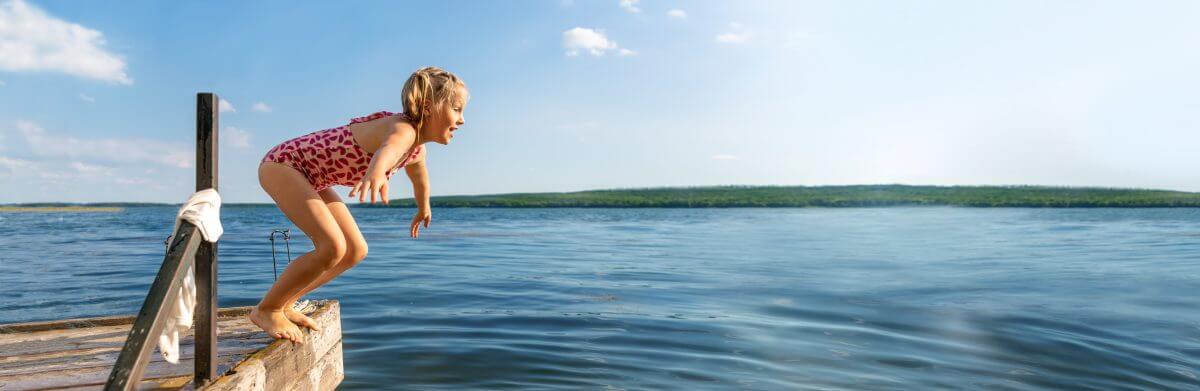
top-left (381, 183), bottom-right (389, 205)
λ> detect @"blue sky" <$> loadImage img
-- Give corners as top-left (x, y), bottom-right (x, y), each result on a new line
top-left (1, 0), bottom-right (1198, 203)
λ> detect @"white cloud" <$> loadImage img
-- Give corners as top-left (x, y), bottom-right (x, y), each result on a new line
top-left (78, 93), bottom-right (94, 102)
top-left (224, 126), bottom-right (251, 149)
top-left (10, 120), bottom-right (191, 168)
top-left (70, 161), bottom-right (109, 174)
top-left (0, 155), bottom-right (151, 186)
top-left (715, 22), bottom-right (753, 44)
top-left (114, 177), bottom-right (148, 185)
top-left (0, 155), bottom-right (34, 172)
top-left (0, 156), bottom-right (61, 181)
top-left (219, 98), bottom-right (235, 113)
top-left (0, 0), bottom-right (132, 84)
top-left (667, 9), bottom-right (686, 19)
top-left (564, 27), bottom-right (633, 57)
top-left (619, 0), bottom-right (640, 14)
top-left (251, 102), bottom-right (272, 112)
top-left (712, 154), bottom-right (738, 160)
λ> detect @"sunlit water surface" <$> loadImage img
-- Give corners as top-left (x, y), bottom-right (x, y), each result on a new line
top-left (2, 207), bottom-right (1198, 390)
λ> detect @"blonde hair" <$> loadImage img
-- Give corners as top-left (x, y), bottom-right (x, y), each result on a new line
top-left (401, 66), bottom-right (468, 136)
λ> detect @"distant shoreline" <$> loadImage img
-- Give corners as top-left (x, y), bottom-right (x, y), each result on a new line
top-left (5, 185), bottom-right (1200, 209)
top-left (0, 206), bottom-right (124, 213)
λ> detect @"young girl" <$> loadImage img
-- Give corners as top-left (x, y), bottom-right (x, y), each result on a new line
top-left (252, 67), bottom-right (468, 343)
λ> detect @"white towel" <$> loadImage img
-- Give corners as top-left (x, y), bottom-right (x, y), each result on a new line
top-left (158, 188), bottom-right (223, 364)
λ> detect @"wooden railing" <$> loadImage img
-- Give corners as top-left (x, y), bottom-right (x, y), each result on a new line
top-left (105, 93), bottom-right (220, 390)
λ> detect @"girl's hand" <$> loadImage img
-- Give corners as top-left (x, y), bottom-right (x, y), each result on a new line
top-left (410, 209), bottom-right (431, 238)
top-left (349, 175), bottom-right (389, 205)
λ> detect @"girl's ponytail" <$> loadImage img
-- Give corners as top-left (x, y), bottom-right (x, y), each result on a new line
top-left (401, 67), bottom-right (467, 139)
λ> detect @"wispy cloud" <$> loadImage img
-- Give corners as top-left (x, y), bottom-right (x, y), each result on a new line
top-left (715, 22), bottom-right (753, 44)
top-left (0, 0), bottom-right (132, 84)
top-left (78, 93), bottom-right (95, 102)
top-left (712, 154), bottom-right (738, 160)
top-left (9, 120), bottom-right (191, 168)
top-left (0, 155), bottom-right (150, 186)
top-left (219, 98), bottom-right (235, 113)
top-left (114, 177), bottom-right (149, 185)
top-left (619, 0), bottom-right (640, 14)
top-left (251, 102), bottom-right (272, 113)
top-left (70, 161), bottom-right (111, 174)
top-left (0, 156), bottom-right (34, 173)
top-left (224, 126), bottom-right (251, 148)
top-left (563, 27), bottom-right (633, 57)
top-left (667, 9), bottom-right (687, 19)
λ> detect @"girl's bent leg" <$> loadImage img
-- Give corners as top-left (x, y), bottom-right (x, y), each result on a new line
top-left (252, 162), bottom-right (347, 343)
top-left (281, 188), bottom-right (369, 331)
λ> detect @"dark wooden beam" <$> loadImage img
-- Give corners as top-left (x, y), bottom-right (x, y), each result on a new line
top-left (104, 223), bottom-right (202, 390)
top-left (194, 92), bottom-right (219, 386)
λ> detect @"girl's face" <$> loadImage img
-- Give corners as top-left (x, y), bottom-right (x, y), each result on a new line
top-left (421, 88), bottom-right (467, 145)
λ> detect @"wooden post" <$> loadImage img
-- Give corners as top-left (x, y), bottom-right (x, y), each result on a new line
top-left (194, 93), bottom-right (219, 386)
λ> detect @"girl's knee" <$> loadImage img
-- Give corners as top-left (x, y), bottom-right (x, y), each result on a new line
top-left (345, 241), bottom-right (368, 265)
top-left (314, 238), bottom-right (348, 269)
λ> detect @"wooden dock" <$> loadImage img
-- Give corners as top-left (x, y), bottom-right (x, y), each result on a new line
top-left (0, 300), bottom-right (343, 390)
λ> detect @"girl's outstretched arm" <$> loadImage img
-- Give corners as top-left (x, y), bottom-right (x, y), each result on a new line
top-left (405, 153), bottom-right (431, 238)
top-left (349, 121), bottom-right (417, 204)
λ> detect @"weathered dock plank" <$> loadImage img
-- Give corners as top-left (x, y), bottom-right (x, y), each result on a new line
top-left (0, 300), bottom-right (342, 390)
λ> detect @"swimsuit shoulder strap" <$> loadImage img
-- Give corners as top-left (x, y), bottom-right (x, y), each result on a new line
top-left (349, 111), bottom-right (399, 124)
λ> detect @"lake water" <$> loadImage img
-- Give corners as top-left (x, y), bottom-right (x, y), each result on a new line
top-left (1, 207), bottom-right (1199, 390)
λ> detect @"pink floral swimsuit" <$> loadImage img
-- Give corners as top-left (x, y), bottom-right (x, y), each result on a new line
top-left (261, 111), bottom-right (423, 192)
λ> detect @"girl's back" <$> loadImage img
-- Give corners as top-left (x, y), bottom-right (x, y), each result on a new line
top-left (261, 111), bottom-right (422, 192)
top-left (346, 113), bottom-right (415, 156)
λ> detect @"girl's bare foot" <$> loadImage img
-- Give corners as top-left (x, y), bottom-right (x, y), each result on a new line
top-left (285, 307), bottom-right (321, 331)
top-left (249, 307), bottom-right (305, 344)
